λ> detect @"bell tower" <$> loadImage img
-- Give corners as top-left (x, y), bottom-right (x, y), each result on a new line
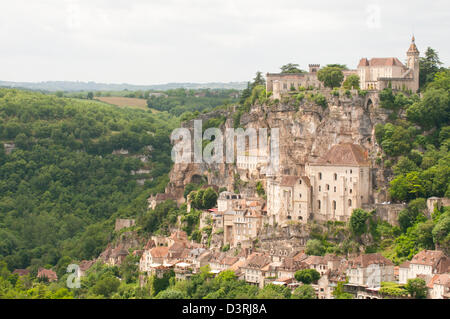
top-left (406, 36), bottom-right (420, 92)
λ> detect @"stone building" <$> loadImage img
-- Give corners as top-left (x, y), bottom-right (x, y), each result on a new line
top-left (358, 37), bottom-right (420, 92)
top-left (346, 253), bottom-right (395, 288)
top-left (399, 250), bottom-right (450, 284)
top-left (266, 175), bottom-right (312, 225)
top-left (266, 143), bottom-right (372, 225)
top-left (306, 143), bottom-right (371, 222)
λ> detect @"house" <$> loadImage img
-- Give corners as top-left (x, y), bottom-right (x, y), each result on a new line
top-left (400, 250), bottom-right (450, 283)
top-left (242, 253), bottom-right (272, 289)
top-left (139, 246), bottom-right (170, 273)
top-left (346, 253), bottom-right (394, 288)
top-left (37, 268), bottom-right (58, 282)
top-left (304, 256), bottom-right (328, 276)
top-left (174, 262), bottom-right (194, 281)
top-left (306, 143), bottom-right (371, 222)
top-left (266, 175), bottom-right (312, 225)
top-left (427, 273), bottom-right (450, 299)
top-left (77, 260), bottom-right (95, 278)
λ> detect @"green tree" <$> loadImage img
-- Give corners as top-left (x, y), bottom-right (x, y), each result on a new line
top-left (294, 269), bottom-right (320, 284)
top-left (305, 239), bottom-right (325, 256)
top-left (349, 209), bottom-right (371, 238)
top-left (93, 276), bottom-right (120, 297)
top-left (405, 278), bottom-right (427, 299)
top-left (419, 47), bottom-right (443, 89)
top-left (291, 284), bottom-right (316, 299)
top-left (202, 187), bottom-right (218, 209)
top-left (280, 63), bottom-right (306, 74)
top-left (342, 74), bottom-right (360, 90)
top-left (317, 66), bottom-right (344, 88)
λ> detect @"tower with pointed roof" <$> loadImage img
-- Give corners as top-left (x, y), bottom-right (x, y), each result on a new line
top-left (406, 35), bottom-right (420, 92)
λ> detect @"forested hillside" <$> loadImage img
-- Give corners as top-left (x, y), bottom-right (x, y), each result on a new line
top-left (0, 89), bottom-right (178, 271)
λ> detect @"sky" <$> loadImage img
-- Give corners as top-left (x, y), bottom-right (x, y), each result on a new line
top-left (0, 0), bottom-right (448, 85)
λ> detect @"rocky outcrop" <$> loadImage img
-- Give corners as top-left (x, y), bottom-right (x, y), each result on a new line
top-left (164, 90), bottom-right (392, 204)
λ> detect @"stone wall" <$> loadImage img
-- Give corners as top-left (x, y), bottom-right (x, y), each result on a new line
top-left (114, 219), bottom-right (136, 232)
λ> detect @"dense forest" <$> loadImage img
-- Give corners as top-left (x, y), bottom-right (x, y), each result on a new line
top-left (0, 89), bottom-right (178, 271)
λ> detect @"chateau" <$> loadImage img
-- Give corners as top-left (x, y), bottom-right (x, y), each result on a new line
top-left (266, 36), bottom-right (420, 98)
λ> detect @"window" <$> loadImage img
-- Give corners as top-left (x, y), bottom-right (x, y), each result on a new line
top-left (334, 173), bottom-right (337, 180)
top-left (299, 179), bottom-right (302, 185)
top-left (326, 184), bottom-right (330, 191)
top-left (334, 186), bottom-right (336, 192)
top-left (319, 173), bottom-right (322, 180)
top-left (350, 189), bottom-right (352, 194)
top-left (319, 186), bottom-right (321, 192)
top-left (317, 200), bottom-right (321, 210)
top-left (350, 169), bottom-right (353, 174)
top-left (333, 200), bottom-right (336, 210)
top-left (299, 193), bottom-right (302, 198)
top-left (348, 199), bottom-right (352, 207)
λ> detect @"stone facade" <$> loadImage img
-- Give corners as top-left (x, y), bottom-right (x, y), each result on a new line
top-left (358, 37), bottom-right (419, 92)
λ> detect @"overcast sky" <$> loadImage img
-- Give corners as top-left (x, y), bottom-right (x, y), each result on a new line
top-left (0, 0), bottom-right (448, 85)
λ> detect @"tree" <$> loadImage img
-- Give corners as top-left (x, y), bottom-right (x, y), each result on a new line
top-left (306, 239), bottom-right (326, 256)
top-left (317, 66), bottom-right (344, 88)
top-left (349, 209), bottom-right (371, 238)
top-left (291, 284), bottom-right (316, 299)
top-left (156, 289), bottom-right (186, 299)
top-left (280, 63), bottom-right (306, 74)
top-left (406, 278), bottom-right (427, 299)
top-left (406, 88), bottom-right (449, 130)
top-left (87, 92), bottom-right (94, 100)
top-left (294, 269), bottom-right (320, 284)
top-left (342, 74), bottom-right (360, 90)
top-left (92, 276), bottom-right (120, 297)
top-left (419, 47), bottom-right (443, 89)
top-left (332, 280), bottom-right (353, 299)
top-left (253, 71), bottom-right (266, 87)
top-left (202, 187), bottom-right (218, 209)
top-left (257, 284), bottom-right (291, 299)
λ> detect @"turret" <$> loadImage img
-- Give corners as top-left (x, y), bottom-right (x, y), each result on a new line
top-left (406, 36), bottom-right (420, 92)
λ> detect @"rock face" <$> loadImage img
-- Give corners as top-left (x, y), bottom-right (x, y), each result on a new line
top-left (164, 90), bottom-right (391, 204)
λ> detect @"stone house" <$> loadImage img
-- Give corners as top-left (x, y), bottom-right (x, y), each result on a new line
top-left (139, 246), bottom-right (170, 273)
top-left (242, 253), bottom-right (272, 289)
top-left (37, 268), bottom-right (58, 282)
top-left (427, 273), bottom-right (450, 299)
top-left (267, 175), bottom-right (312, 225)
top-left (399, 250), bottom-right (450, 284)
top-left (346, 253), bottom-right (395, 288)
top-left (306, 143), bottom-right (371, 222)
top-left (303, 256), bottom-right (328, 276)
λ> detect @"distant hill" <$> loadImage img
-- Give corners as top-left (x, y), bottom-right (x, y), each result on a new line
top-left (0, 80), bottom-right (247, 92)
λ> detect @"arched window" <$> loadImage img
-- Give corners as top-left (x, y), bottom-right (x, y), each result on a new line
top-left (348, 199), bottom-right (352, 207)
top-left (299, 179), bottom-right (302, 185)
top-left (317, 200), bottom-right (321, 210)
top-left (334, 173), bottom-right (337, 181)
top-left (333, 201), bottom-right (336, 210)
top-left (326, 184), bottom-right (330, 191)
top-left (319, 172), bottom-right (322, 180)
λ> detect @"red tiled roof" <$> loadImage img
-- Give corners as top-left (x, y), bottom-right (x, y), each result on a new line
top-left (358, 57), bottom-right (405, 67)
top-left (150, 246), bottom-right (169, 258)
top-left (411, 250), bottom-right (449, 272)
top-left (348, 253), bottom-right (394, 268)
top-left (37, 268), bottom-right (58, 281)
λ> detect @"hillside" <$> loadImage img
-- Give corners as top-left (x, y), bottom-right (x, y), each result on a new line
top-left (0, 89), bottom-right (178, 270)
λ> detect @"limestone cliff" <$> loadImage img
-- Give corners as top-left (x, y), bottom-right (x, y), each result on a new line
top-left (164, 90), bottom-right (392, 204)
